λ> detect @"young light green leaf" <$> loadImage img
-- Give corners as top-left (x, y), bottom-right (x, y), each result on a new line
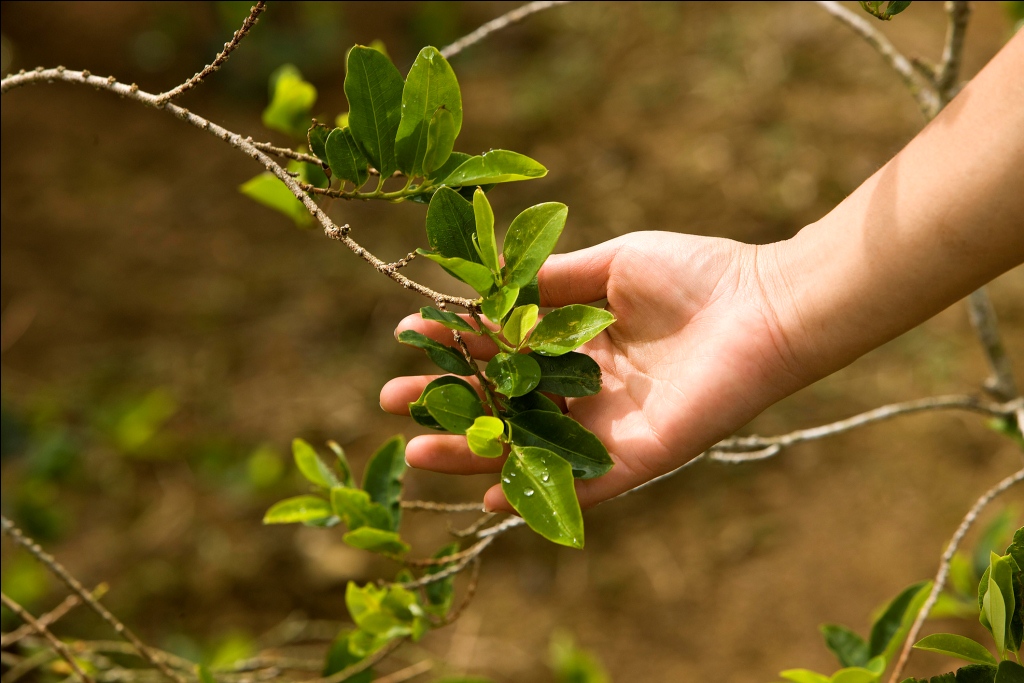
top-left (330, 487), bottom-right (393, 531)
top-left (486, 353), bottom-right (542, 398)
top-left (868, 580), bottom-right (932, 662)
top-left (325, 127), bottom-right (370, 187)
top-left (345, 46), bottom-right (404, 177)
top-left (362, 436), bottom-right (406, 532)
top-left (240, 173), bottom-right (312, 226)
top-left (466, 415), bottom-right (505, 457)
top-left (426, 187), bottom-right (483, 264)
top-left (424, 542), bottom-right (460, 616)
top-left (503, 305), bottom-right (539, 348)
top-left (506, 410), bottom-right (613, 479)
top-left (778, 670), bottom-right (831, 683)
top-left (913, 634), bottom-right (997, 666)
top-left (530, 305), bottom-right (616, 356)
top-left (263, 495), bottom-right (332, 525)
top-left (263, 64), bottom-right (317, 137)
top-left (531, 351), bottom-right (603, 397)
top-left (345, 583), bottom-right (413, 640)
top-left (416, 249), bottom-right (496, 294)
top-left (472, 188), bottom-right (500, 272)
top-left (293, 438), bottom-right (339, 488)
top-left (420, 306), bottom-right (476, 333)
top-left (308, 123), bottom-right (330, 163)
top-left (425, 384), bottom-right (485, 435)
top-left (343, 527), bottom-right (410, 556)
top-left (395, 47), bottom-right (462, 177)
top-left (326, 440), bottom-right (356, 488)
top-left (422, 106), bottom-right (458, 175)
top-left (985, 552), bottom-right (1013, 656)
top-left (441, 150), bottom-right (547, 187)
top-left (410, 376), bottom-right (478, 430)
top-left (323, 631), bottom-right (373, 682)
top-left (827, 668), bottom-right (881, 683)
top-left (820, 624), bottom-right (870, 668)
top-left (502, 447), bottom-right (583, 549)
top-left (502, 203), bottom-right (568, 289)
top-left (505, 391), bottom-right (562, 415)
top-left (398, 330), bottom-right (476, 375)
top-left (482, 286), bottom-right (519, 324)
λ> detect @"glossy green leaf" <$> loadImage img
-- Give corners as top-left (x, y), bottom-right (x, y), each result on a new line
top-left (362, 436), bottom-right (406, 531)
top-left (530, 305), bottom-right (615, 356)
top-left (323, 630), bottom-right (373, 682)
top-left (263, 495), bottom-right (332, 525)
top-left (779, 670), bottom-right (831, 683)
top-left (428, 151), bottom-right (472, 182)
top-left (326, 440), bottom-right (356, 488)
top-left (821, 624), bottom-right (870, 668)
top-left (868, 581), bottom-right (932, 662)
top-left (409, 376), bottom-right (477, 430)
top-left (420, 306), bottom-right (476, 333)
top-left (482, 286), bottom-right (519, 324)
top-left (985, 553), bottom-right (1013, 656)
top-left (505, 391), bottom-right (562, 415)
top-left (240, 173), bottom-right (311, 226)
top-left (502, 447), bottom-right (583, 549)
top-left (308, 123), bottom-right (330, 163)
top-left (506, 410), bottom-right (613, 479)
top-left (913, 634), bottom-right (997, 666)
top-left (263, 65), bottom-right (317, 137)
top-left (994, 661), bottom-right (1024, 683)
top-left (466, 415), bottom-right (505, 457)
top-left (398, 330), bottom-right (475, 375)
top-left (472, 188), bottom-right (500, 272)
top-left (344, 46), bottom-right (404, 177)
top-left (486, 353), bottom-right (541, 398)
top-left (343, 527), bottom-right (410, 556)
top-left (424, 542), bottom-right (460, 616)
top-left (292, 438), bottom-right (339, 488)
top-left (503, 305), bottom-right (538, 348)
top-left (426, 187), bottom-right (482, 264)
top-left (829, 668), bottom-right (881, 683)
top-left (422, 106), bottom-right (458, 175)
top-left (516, 276), bottom-right (541, 307)
top-left (395, 47), bottom-right (462, 177)
top-left (416, 249), bottom-right (496, 294)
top-left (330, 487), bottom-right (392, 531)
top-left (425, 384), bottom-right (485, 435)
top-left (531, 351), bottom-right (602, 397)
top-left (441, 150), bottom-right (547, 187)
top-left (502, 202), bottom-right (568, 289)
top-left (325, 127), bottom-right (370, 188)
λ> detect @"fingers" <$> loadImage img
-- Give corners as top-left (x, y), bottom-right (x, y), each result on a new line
top-left (405, 435), bottom-right (505, 475)
top-left (396, 313), bottom-right (499, 360)
top-left (538, 240), bottom-right (618, 307)
top-left (380, 375), bottom-right (438, 415)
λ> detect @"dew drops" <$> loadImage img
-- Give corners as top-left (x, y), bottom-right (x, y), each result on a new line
top-left (541, 472), bottom-right (549, 482)
top-left (524, 488), bottom-right (535, 497)
top-left (502, 477), bottom-right (511, 484)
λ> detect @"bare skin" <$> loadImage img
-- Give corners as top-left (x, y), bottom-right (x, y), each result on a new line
top-left (381, 32), bottom-right (1024, 513)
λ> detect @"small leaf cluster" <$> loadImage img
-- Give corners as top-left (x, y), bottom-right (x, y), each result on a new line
top-left (858, 1), bottom-right (912, 21)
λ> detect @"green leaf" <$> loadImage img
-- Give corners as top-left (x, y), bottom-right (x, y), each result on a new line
top-left (503, 305), bottom-right (538, 348)
top-left (395, 47), bottom-right (462, 177)
top-left (821, 624), bottom-right (870, 668)
top-left (330, 487), bottom-right (393, 531)
top-left (985, 552), bottom-right (1014, 656)
top-left (298, 158), bottom-right (329, 189)
top-left (424, 542), bottom-right (460, 616)
top-left (344, 46), bottom-right (404, 177)
top-left (343, 527), bottom-right (410, 556)
top-left (779, 671), bottom-right (831, 683)
top-left (308, 123), bottom-right (330, 163)
top-left (502, 203), bottom-right (568, 289)
top-left (423, 106), bottom-right (458, 175)
top-left (516, 276), bottom-right (541, 307)
top-left (428, 151), bottom-right (472, 182)
top-left (326, 440), bottom-right (356, 488)
top-left (441, 150), bottom-right (547, 187)
top-left (426, 187), bottom-right (483, 264)
top-left (466, 415), bottom-right (505, 457)
top-left (953, 664), bottom-right (998, 683)
top-left (398, 330), bottom-right (475, 375)
top-left (549, 631), bottom-right (610, 683)
top-left (425, 384), bottom-right (485, 435)
top-left (482, 286), bottom-right (519, 324)
top-left (506, 410), bottom-right (613, 479)
top-left (505, 391), bottom-right (562, 415)
top-left (263, 495), bottom-right (332, 525)
top-left (293, 438), bottom-right (339, 488)
top-left (263, 64), bottom-right (317, 137)
top-left (346, 582), bottom-right (425, 641)
top-left (530, 305), bottom-right (616, 356)
top-left (868, 581), bottom-right (932, 662)
top-left (420, 306), bottom-right (476, 333)
top-left (409, 376), bottom-right (477, 430)
top-left (829, 668), bottom-right (881, 683)
top-left (323, 631), bottom-right (373, 682)
top-left (240, 172), bottom-right (311, 226)
top-left (503, 447), bottom-right (584, 549)
top-left (486, 353), bottom-right (542, 398)
top-left (416, 249), bottom-right (496, 294)
top-left (913, 634), bottom-right (997, 666)
top-left (950, 551), bottom-right (979, 599)
top-left (472, 188), bottom-right (500, 272)
top-left (531, 352), bottom-right (603, 397)
top-left (362, 436), bottom-right (406, 532)
top-left (994, 661), bottom-right (1024, 683)
top-left (197, 665), bottom-right (216, 683)
top-left (325, 127), bottom-right (370, 188)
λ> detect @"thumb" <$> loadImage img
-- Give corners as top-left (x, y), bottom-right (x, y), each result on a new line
top-left (538, 238), bottom-right (618, 307)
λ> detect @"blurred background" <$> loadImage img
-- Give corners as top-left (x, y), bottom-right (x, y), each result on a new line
top-left (1, 2), bottom-right (1022, 680)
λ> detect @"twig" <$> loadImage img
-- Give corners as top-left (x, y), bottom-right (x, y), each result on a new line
top-left (966, 289), bottom-right (1019, 401)
top-left (935, 0), bottom-right (970, 100)
top-left (3, 593), bottom-right (80, 647)
top-left (440, 1), bottom-right (571, 59)
top-left (400, 501), bottom-right (483, 513)
top-left (0, 592), bottom-right (94, 683)
top-left (1, 648), bottom-right (57, 683)
top-left (156, 1), bottom-right (266, 103)
top-left (439, 558), bottom-right (482, 627)
top-left (370, 660), bottom-right (433, 683)
top-left (401, 537), bottom-right (495, 589)
top-left (0, 516), bottom-right (187, 683)
top-left (887, 467), bottom-right (1024, 683)
top-left (449, 512), bottom-right (498, 538)
top-left (251, 141), bottom-right (324, 167)
top-left (303, 637), bottom-right (407, 683)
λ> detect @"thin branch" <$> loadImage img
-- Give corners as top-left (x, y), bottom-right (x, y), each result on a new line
top-left (1, 585), bottom-right (106, 648)
top-left (251, 141), bottom-right (324, 167)
top-left (440, 1), bottom-right (571, 59)
top-left (0, 516), bottom-right (187, 683)
top-left (400, 501), bottom-right (483, 513)
top-left (935, 0), bottom-right (971, 101)
top-left (438, 557), bottom-right (482, 627)
top-left (967, 289), bottom-right (1019, 401)
top-left (370, 660), bottom-right (433, 683)
top-left (887, 466), bottom-right (1024, 683)
top-left (448, 512), bottom-right (498, 538)
top-left (156, 1), bottom-right (267, 103)
top-left (303, 637), bottom-right (407, 683)
top-left (0, 592), bottom-right (94, 683)
top-left (1, 647), bottom-right (58, 683)
top-left (814, 0), bottom-right (939, 117)
top-left (401, 537), bottom-right (496, 589)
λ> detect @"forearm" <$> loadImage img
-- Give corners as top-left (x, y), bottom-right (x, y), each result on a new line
top-left (774, 32), bottom-right (1024, 383)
